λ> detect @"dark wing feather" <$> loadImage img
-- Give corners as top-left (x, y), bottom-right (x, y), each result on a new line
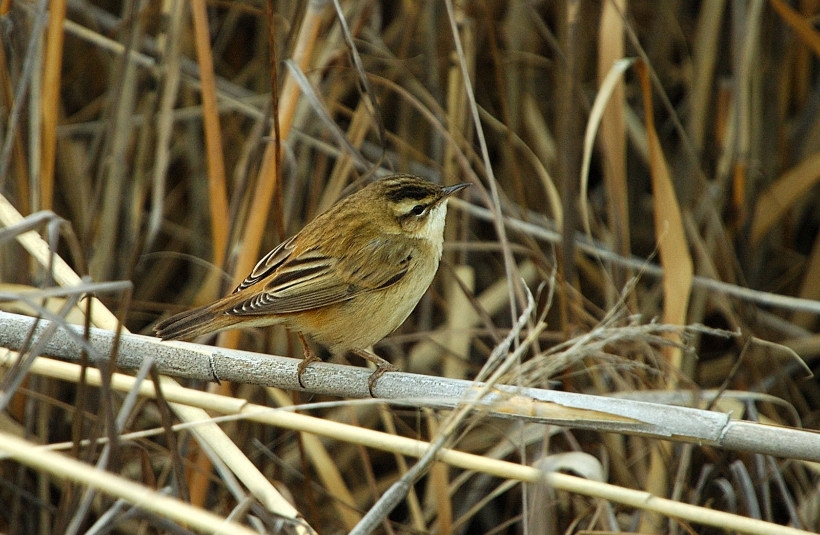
top-left (227, 235), bottom-right (416, 316)
top-left (233, 235), bottom-right (298, 293)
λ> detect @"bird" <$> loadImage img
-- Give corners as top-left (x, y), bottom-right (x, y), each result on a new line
top-left (154, 174), bottom-right (470, 393)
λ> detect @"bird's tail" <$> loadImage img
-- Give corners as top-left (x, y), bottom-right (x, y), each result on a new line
top-left (154, 302), bottom-right (240, 341)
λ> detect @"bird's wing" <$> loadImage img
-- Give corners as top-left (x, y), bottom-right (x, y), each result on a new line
top-left (232, 235), bottom-right (299, 293)
top-left (227, 235), bottom-right (416, 316)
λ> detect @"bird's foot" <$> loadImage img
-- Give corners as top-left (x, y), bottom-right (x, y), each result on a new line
top-left (353, 349), bottom-right (397, 397)
top-left (297, 334), bottom-right (320, 388)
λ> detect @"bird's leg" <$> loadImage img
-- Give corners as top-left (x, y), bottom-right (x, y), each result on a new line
top-left (296, 333), bottom-right (320, 388)
top-left (352, 348), bottom-right (397, 396)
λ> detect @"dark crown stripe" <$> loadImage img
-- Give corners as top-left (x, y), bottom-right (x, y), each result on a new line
top-left (383, 180), bottom-right (438, 203)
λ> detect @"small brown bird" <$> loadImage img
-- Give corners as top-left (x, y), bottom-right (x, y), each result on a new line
top-left (155, 175), bottom-right (470, 392)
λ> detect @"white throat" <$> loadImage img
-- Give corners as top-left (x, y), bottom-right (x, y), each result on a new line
top-left (423, 201), bottom-right (449, 254)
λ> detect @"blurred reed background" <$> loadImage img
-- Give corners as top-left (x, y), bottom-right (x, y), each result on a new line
top-left (1, 1), bottom-right (820, 533)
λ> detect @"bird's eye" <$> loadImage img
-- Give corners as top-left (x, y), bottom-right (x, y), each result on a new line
top-left (410, 204), bottom-right (425, 216)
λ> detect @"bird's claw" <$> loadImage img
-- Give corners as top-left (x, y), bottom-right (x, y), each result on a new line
top-left (367, 362), bottom-right (397, 397)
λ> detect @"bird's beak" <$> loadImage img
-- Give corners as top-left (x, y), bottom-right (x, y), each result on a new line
top-left (441, 182), bottom-right (471, 197)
